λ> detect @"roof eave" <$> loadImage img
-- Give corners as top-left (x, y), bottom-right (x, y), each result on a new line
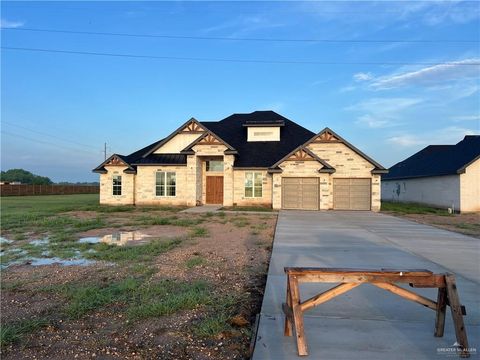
top-left (267, 168), bottom-right (283, 174)
top-left (318, 168), bottom-right (336, 174)
top-left (224, 149), bottom-right (238, 155)
top-left (92, 168), bottom-right (107, 174)
top-left (371, 169), bottom-right (389, 174)
top-left (131, 163), bottom-right (187, 166)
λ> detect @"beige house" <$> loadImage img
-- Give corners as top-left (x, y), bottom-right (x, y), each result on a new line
top-left (382, 135), bottom-right (480, 213)
top-left (93, 111), bottom-right (387, 211)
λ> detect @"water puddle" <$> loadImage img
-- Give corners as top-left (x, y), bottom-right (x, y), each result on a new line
top-left (26, 257), bottom-right (95, 266)
top-left (0, 237), bottom-right (13, 245)
top-left (30, 239), bottom-right (50, 246)
top-left (78, 231), bottom-right (152, 246)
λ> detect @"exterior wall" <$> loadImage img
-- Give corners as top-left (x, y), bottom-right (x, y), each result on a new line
top-left (154, 133), bottom-right (203, 154)
top-left (460, 158), bottom-right (480, 212)
top-left (233, 169), bottom-right (273, 206)
top-left (247, 127), bottom-right (280, 142)
top-left (308, 142), bottom-right (381, 211)
top-left (99, 166), bottom-right (135, 205)
top-left (381, 175), bottom-right (461, 211)
top-left (134, 165), bottom-right (190, 206)
top-left (272, 161), bottom-right (330, 210)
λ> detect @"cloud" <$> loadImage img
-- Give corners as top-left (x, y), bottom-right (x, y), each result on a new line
top-left (370, 59), bottom-right (480, 89)
top-left (0, 18), bottom-right (25, 28)
top-left (348, 97), bottom-right (422, 113)
top-left (353, 72), bottom-right (373, 82)
top-left (348, 97), bottom-right (422, 128)
top-left (355, 114), bottom-right (392, 128)
top-left (451, 115), bottom-right (480, 122)
top-left (387, 126), bottom-right (478, 147)
top-left (201, 15), bottom-right (285, 37)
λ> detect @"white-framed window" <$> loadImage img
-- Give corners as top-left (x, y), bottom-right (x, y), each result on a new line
top-left (112, 175), bottom-right (122, 196)
top-left (245, 172), bottom-right (263, 198)
top-left (206, 160), bottom-right (224, 172)
top-left (156, 171), bottom-right (176, 197)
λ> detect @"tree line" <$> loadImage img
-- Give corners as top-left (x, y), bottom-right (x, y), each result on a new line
top-left (0, 169), bottom-right (98, 185)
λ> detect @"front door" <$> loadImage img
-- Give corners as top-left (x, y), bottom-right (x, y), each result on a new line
top-left (206, 176), bottom-right (224, 204)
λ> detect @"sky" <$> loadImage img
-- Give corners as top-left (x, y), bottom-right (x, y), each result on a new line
top-left (1, 1), bottom-right (479, 182)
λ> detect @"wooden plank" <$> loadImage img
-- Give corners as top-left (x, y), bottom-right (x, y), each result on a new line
top-left (285, 267), bottom-right (434, 275)
top-left (434, 287), bottom-right (447, 337)
top-left (300, 283), bottom-right (360, 312)
top-left (445, 274), bottom-right (470, 358)
top-left (372, 282), bottom-right (437, 310)
top-left (284, 278), bottom-right (293, 336)
top-left (288, 275), bottom-right (308, 356)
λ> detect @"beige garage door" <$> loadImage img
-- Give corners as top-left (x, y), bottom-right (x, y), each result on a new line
top-left (333, 178), bottom-right (371, 210)
top-left (282, 178), bottom-right (319, 210)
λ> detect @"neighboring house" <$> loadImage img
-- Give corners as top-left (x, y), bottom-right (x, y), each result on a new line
top-left (93, 111), bottom-right (387, 211)
top-left (382, 135), bottom-right (480, 213)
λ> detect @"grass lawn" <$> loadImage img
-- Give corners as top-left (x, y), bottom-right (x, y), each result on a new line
top-left (0, 194), bottom-right (276, 359)
top-left (382, 201), bottom-right (479, 238)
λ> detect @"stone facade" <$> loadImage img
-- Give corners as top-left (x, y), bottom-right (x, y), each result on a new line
top-left (100, 166), bottom-right (135, 205)
top-left (233, 169), bottom-right (272, 207)
top-left (98, 132), bottom-right (382, 211)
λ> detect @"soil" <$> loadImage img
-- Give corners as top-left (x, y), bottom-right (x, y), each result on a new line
top-left (384, 212), bottom-right (480, 238)
top-left (1, 213), bottom-right (277, 360)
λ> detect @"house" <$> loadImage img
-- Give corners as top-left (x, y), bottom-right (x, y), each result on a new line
top-left (93, 111), bottom-right (387, 211)
top-left (382, 135), bottom-right (480, 213)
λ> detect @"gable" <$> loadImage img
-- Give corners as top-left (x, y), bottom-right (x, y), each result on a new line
top-left (153, 119), bottom-right (206, 154)
top-left (154, 132), bottom-right (204, 154)
top-left (286, 149), bottom-right (317, 161)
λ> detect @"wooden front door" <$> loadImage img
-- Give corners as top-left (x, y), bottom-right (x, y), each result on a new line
top-left (206, 176), bottom-right (224, 204)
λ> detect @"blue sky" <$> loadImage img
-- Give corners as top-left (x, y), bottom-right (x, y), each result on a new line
top-left (1, 1), bottom-right (479, 182)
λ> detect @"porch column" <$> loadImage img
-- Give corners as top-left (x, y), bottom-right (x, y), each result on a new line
top-left (186, 155), bottom-right (198, 206)
top-left (223, 155), bottom-right (234, 206)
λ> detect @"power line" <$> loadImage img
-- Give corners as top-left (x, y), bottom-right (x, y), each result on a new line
top-left (3, 27), bottom-right (479, 44)
top-left (1, 130), bottom-right (102, 156)
top-left (3, 46), bottom-right (480, 66)
top-left (2, 121), bottom-right (99, 150)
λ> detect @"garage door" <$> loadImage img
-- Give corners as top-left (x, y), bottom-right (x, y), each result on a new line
top-left (282, 178), bottom-right (319, 210)
top-left (333, 178), bottom-right (371, 210)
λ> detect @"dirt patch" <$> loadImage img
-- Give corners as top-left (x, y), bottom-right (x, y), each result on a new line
top-left (385, 212), bottom-right (480, 238)
top-left (1, 213), bottom-right (277, 360)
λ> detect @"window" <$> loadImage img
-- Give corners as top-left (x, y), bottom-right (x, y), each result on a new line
top-left (156, 171), bottom-right (176, 197)
top-left (112, 175), bottom-right (122, 196)
top-left (206, 160), bottom-right (224, 172)
top-left (245, 172), bottom-right (263, 198)
top-left (253, 131), bottom-right (273, 137)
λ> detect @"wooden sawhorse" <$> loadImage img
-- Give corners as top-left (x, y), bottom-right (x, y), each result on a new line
top-left (283, 267), bottom-right (470, 357)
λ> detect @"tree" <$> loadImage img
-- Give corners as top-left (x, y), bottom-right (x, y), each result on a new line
top-left (0, 169), bottom-right (53, 185)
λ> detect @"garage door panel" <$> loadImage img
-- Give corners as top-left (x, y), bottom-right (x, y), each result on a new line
top-left (282, 178), bottom-right (319, 210)
top-left (334, 178), bottom-right (371, 210)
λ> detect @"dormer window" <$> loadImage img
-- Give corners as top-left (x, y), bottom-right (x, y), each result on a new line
top-left (244, 119), bottom-right (284, 142)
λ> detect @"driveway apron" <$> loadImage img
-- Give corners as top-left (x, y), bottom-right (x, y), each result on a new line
top-left (252, 210), bottom-right (480, 360)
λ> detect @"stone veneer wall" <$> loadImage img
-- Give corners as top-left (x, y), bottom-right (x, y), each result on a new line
top-left (233, 170), bottom-right (272, 206)
top-left (100, 166), bottom-right (135, 205)
top-left (134, 165), bottom-right (190, 206)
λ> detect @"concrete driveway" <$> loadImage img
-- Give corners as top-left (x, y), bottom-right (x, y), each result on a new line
top-left (252, 211), bottom-right (479, 360)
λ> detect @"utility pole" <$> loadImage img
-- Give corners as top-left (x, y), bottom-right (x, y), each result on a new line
top-left (104, 142), bottom-right (107, 160)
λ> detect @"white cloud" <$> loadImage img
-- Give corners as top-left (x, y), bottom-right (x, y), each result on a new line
top-left (355, 114), bottom-right (392, 128)
top-left (371, 59), bottom-right (480, 89)
top-left (348, 97), bottom-right (422, 113)
top-left (0, 18), bottom-right (25, 28)
top-left (348, 97), bottom-right (422, 129)
top-left (451, 115), bottom-right (480, 122)
top-left (387, 126), bottom-right (478, 147)
top-left (201, 15), bottom-right (284, 37)
top-left (353, 72), bottom-right (373, 82)
top-left (387, 135), bottom-right (425, 147)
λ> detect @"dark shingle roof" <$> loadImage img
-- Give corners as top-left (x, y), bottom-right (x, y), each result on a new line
top-left (383, 135), bottom-right (480, 180)
top-left (201, 111), bottom-right (315, 167)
